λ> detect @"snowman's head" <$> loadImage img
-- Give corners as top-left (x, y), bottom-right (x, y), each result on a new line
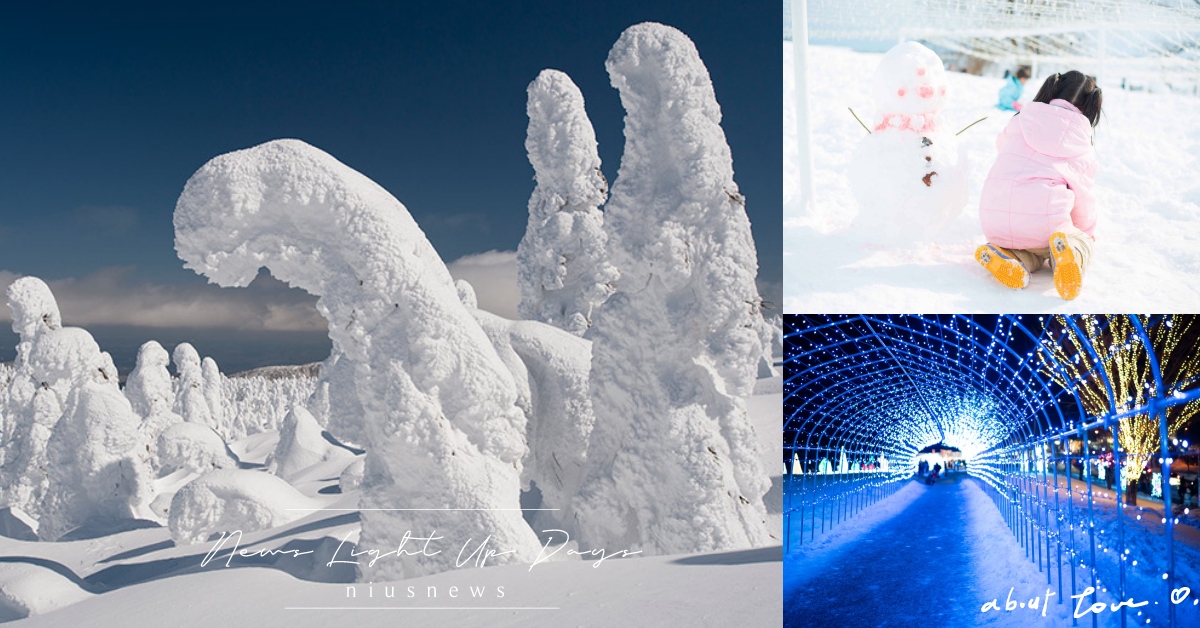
top-left (871, 42), bottom-right (948, 117)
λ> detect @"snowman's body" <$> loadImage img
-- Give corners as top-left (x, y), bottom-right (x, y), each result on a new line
top-left (849, 42), bottom-right (969, 238)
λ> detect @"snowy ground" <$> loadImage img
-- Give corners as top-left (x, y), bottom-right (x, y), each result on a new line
top-left (784, 473), bottom-right (1200, 627)
top-left (0, 376), bottom-right (782, 626)
top-left (784, 43), bottom-right (1200, 312)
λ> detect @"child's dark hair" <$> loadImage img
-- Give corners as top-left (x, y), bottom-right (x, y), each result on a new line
top-left (1032, 70), bottom-right (1102, 127)
top-left (1016, 66), bottom-right (1031, 80)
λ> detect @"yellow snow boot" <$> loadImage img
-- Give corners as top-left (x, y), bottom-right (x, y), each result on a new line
top-left (975, 244), bottom-right (1029, 289)
top-left (1049, 232), bottom-right (1082, 300)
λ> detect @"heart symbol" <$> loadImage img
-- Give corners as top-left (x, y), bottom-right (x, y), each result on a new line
top-left (1171, 587), bottom-right (1190, 604)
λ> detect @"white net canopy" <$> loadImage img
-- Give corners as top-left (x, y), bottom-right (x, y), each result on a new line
top-left (788, 0), bottom-right (1200, 90)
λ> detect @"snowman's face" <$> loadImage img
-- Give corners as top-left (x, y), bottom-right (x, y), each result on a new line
top-left (871, 42), bottom-right (948, 117)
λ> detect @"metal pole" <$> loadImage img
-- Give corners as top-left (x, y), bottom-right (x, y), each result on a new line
top-left (1155, 399), bottom-right (1176, 628)
top-left (790, 0), bottom-right (816, 214)
top-left (1112, 422), bottom-right (1127, 628)
top-left (1054, 441), bottom-right (1063, 605)
top-left (1083, 425), bottom-right (1098, 628)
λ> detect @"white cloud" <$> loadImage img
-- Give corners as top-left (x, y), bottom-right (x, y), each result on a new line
top-left (2, 254), bottom-right (771, 331)
top-left (445, 250), bottom-right (520, 319)
top-left (0, 267), bottom-right (325, 332)
top-left (0, 254), bottom-right (522, 333)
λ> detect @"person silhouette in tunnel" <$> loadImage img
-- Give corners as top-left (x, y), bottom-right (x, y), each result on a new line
top-left (925, 463), bottom-right (941, 485)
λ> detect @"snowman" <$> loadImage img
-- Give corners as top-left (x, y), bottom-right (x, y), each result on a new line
top-left (848, 41), bottom-right (969, 238)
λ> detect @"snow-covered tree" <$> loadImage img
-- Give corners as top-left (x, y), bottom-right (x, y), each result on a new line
top-left (517, 69), bottom-right (618, 336)
top-left (201, 357), bottom-right (225, 437)
top-left (0, 278), bottom-right (76, 520)
top-left (126, 341), bottom-right (174, 418)
top-left (39, 358), bottom-right (154, 540)
top-left (172, 343), bottom-right (212, 428)
top-left (575, 23), bottom-right (771, 554)
top-left (124, 340), bottom-right (182, 455)
top-left (223, 370), bottom-right (317, 441)
top-left (0, 278), bottom-right (153, 540)
top-left (174, 138), bottom-right (541, 579)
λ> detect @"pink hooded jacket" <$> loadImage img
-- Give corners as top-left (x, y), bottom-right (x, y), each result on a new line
top-left (979, 98), bottom-right (1097, 250)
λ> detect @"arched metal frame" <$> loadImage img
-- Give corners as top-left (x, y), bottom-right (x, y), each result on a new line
top-left (784, 314), bottom-right (1199, 628)
top-left (790, 0), bottom-right (1200, 90)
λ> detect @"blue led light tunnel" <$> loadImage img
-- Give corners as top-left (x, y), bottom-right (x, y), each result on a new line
top-left (784, 314), bottom-right (1200, 628)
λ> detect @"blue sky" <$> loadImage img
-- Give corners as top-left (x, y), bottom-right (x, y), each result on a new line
top-left (0, 0), bottom-right (780, 371)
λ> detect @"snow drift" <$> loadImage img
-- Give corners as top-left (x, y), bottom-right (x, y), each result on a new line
top-left (267, 406), bottom-right (354, 482)
top-left (173, 138), bottom-right (541, 579)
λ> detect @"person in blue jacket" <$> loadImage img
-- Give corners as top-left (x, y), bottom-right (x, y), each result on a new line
top-left (997, 66), bottom-right (1031, 111)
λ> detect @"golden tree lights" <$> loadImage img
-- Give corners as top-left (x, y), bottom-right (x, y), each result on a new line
top-left (1038, 314), bottom-right (1200, 483)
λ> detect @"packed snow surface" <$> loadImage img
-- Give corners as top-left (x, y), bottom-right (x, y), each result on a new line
top-left (785, 43), bottom-right (1200, 312)
top-left (784, 474), bottom-right (1200, 627)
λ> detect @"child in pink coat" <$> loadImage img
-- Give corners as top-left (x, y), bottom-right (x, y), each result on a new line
top-left (974, 71), bottom-right (1103, 300)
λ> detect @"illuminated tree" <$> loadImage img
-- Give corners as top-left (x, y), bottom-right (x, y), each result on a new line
top-left (1038, 315), bottom-right (1200, 500)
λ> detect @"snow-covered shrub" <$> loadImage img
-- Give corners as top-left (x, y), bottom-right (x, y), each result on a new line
top-left (156, 422), bottom-right (236, 476)
top-left (172, 343), bottom-right (212, 429)
top-left (168, 469), bottom-right (315, 545)
top-left (222, 371), bottom-right (317, 441)
top-left (576, 23), bottom-right (771, 555)
top-left (123, 340), bottom-right (182, 456)
top-left (517, 69), bottom-right (618, 336)
top-left (267, 406), bottom-right (353, 482)
top-left (174, 138), bottom-right (541, 579)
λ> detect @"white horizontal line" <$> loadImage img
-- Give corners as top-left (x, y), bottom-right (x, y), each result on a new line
top-left (285, 607), bottom-right (559, 610)
top-left (284, 508), bottom-right (561, 511)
